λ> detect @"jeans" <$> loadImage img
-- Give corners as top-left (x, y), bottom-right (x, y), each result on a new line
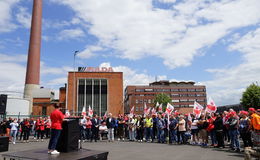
top-left (170, 130), bottom-right (178, 143)
top-left (108, 128), bottom-right (114, 141)
top-left (210, 130), bottom-right (217, 145)
top-left (11, 130), bottom-right (17, 142)
top-left (145, 128), bottom-right (153, 141)
top-left (48, 129), bottom-right (61, 150)
top-left (157, 129), bottom-right (165, 143)
top-left (129, 129), bottom-right (135, 141)
top-left (229, 129), bottom-right (240, 149)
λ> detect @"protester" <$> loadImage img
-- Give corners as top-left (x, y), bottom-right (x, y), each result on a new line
top-left (10, 119), bottom-right (19, 144)
top-left (48, 103), bottom-right (64, 155)
top-left (99, 121), bottom-right (108, 140)
top-left (144, 115), bottom-right (153, 142)
top-left (106, 113), bottom-right (115, 142)
top-left (117, 115), bottom-right (125, 141)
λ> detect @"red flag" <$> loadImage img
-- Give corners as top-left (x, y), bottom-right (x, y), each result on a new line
top-left (206, 97), bottom-right (217, 113)
top-left (166, 103), bottom-right (174, 115)
top-left (188, 113), bottom-right (192, 122)
top-left (144, 103), bottom-right (148, 115)
top-left (193, 101), bottom-right (204, 118)
top-left (129, 106), bottom-right (135, 117)
top-left (151, 108), bottom-right (157, 115)
top-left (88, 105), bottom-right (93, 117)
top-left (103, 111), bottom-right (108, 119)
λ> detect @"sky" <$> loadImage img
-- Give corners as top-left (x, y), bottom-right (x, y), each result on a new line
top-left (0, 0), bottom-right (260, 106)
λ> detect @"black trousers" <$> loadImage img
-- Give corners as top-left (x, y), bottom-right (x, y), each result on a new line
top-left (216, 130), bottom-right (224, 147)
top-left (136, 128), bottom-right (143, 140)
top-left (37, 130), bottom-right (44, 139)
top-left (240, 131), bottom-right (253, 147)
top-left (91, 127), bottom-right (99, 141)
top-left (23, 129), bottom-right (30, 140)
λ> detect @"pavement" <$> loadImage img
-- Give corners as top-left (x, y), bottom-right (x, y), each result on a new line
top-left (0, 139), bottom-right (244, 160)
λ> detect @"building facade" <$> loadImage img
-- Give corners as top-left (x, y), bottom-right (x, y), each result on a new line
top-left (67, 69), bottom-right (123, 116)
top-left (124, 80), bottom-right (207, 114)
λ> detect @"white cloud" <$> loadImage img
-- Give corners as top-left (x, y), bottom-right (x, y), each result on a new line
top-left (158, 0), bottom-right (176, 3)
top-left (16, 7), bottom-right (31, 29)
top-left (0, 0), bottom-right (19, 33)
top-left (57, 28), bottom-right (85, 40)
top-left (0, 53), bottom-right (26, 92)
top-left (99, 62), bottom-right (166, 86)
top-left (46, 77), bottom-right (67, 86)
top-left (204, 28), bottom-right (260, 105)
top-left (52, 0), bottom-right (260, 69)
top-left (77, 45), bottom-right (102, 59)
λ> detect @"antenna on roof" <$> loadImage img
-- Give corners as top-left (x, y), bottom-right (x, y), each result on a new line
top-left (155, 76), bottom-right (158, 82)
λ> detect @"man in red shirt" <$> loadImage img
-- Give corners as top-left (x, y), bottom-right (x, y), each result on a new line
top-left (48, 103), bottom-right (64, 155)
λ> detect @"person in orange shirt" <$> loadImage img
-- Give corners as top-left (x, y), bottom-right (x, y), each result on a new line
top-left (249, 108), bottom-right (260, 131)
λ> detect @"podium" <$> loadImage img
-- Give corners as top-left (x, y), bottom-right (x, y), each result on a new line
top-left (56, 119), bottom-right (80, 152)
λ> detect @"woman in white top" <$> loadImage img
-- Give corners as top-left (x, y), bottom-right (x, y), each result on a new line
top-left (99, 122), bottom-right (108, 140)
top-left (10, 119), bottom-right (19, 144)
top-left (190, 114), bottom-right (199, 145)
top-left (178, 116), bottom-right (187, 144)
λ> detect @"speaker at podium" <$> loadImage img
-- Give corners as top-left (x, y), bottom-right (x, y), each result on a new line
top-left (56, 118), bottom-right (80, 152)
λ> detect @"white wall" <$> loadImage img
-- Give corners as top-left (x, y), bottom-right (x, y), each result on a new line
top-left (6, 98), bottom-right (30, 117)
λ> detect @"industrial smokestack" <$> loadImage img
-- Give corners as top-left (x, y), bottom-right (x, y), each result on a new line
top-left (24, 0), bottom-right (42, 113)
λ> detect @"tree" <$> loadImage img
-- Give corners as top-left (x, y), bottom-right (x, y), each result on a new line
top-left (241, 83), bottom-right (260, 110)
top-left (154, 93), bottom-right (172, 111)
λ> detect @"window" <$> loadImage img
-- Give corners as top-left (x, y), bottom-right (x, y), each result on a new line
top-left (144, 99), bottom-right (147, 103)
top-left (188, 94), bottom-right (196, 97)
top-left (196, 94), bottom-right (205, 97)
top-left (180, 105), bottom-right (189, 107)
top-left (196, 88), bottom-right (204, 92)
top-left (155, 89), bottom-right (163, 92)
top-left (172, 99), bottom-right (179, 102)
top-left (180, 99), bottom-right (188, 102)
top-left (171, 89), bottom-right (179, 92)
top-left (180, 94), bottom-right (188, 97)
top-left (135, 99), bottom-right (138, 104)
top-left (145, 89), bottom-right (153, 92)
top-left (163, 89), bottom-right (170, 92)
top-left (179, 89), bottom-right (187, 91)
top-left (140, 107), bottom-right (143, 111)
top-left (171, 94), bottom-right (179, 97)
top-left (196, 99), bottom-right (205, 102)
top-left (42, 106), bottom-right (47, 116)
top-left (135, 89), bottom-right (144, 92)
top-left (139, 100), bottom-right (143, 104)
top-left (136, 106), bottom-right (139, 112)
top-left (188, 99), bottom-right (195, 102)
top-left (188, 89), bottom-right (196, 92)
top-left (148, 99), bottom-right (151, 103)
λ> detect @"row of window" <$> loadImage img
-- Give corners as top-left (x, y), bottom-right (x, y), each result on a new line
top-left (134, 94), bottom-right (206, 97)
top-left (135, 88), bottom-right (206, 92)
top-left (135, 98), bottom-right (206, 104)
top-left (133, 104), bottom-right (207, 111)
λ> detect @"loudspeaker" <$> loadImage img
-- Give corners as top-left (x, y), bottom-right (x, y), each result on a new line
top-left (56, 119), bottom-right (80, 152)
top-left (0, 94), bottom-right (7, 115)
top-left (0, 136), bottom-right (9, 152)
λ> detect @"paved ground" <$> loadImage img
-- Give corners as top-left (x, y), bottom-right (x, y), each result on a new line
top-left (0, 139), bottom-right (244, 160)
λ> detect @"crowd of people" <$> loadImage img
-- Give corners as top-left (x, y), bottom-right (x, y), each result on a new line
top-left (0, 107), bottom-right (259, 159)
top-left (0, 117), bottom-right (51, 144)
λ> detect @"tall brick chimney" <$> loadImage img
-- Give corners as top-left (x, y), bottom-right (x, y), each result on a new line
top-left (24, 0), bottom-right (42, 113)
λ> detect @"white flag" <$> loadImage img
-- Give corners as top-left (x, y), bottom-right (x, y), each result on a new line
top-left (81, 106), bottom-right (86, 117)
top-left (193, 101), bottom-right (204, 118)
top-left (166, 103), bottom-right (174, 115)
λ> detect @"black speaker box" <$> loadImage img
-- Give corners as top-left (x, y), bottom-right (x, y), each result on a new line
top-left (0, 136), bottom-right (9, 152)
top-left (0, 95), bottom-right (7, 115)
top-left (56, 119), bottom-right (80, 152)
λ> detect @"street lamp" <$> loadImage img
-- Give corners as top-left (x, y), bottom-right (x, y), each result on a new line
top-left (73, 50), bottom-right (79, 116)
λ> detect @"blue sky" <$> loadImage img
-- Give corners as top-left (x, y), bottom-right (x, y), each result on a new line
top-left (0, 0), bottom-right (260, 106)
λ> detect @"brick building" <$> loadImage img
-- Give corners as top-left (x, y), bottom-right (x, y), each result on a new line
top-left (124, 80), bottom-right (207, 114)
top-left (66, 68), bottom-right (123, 116)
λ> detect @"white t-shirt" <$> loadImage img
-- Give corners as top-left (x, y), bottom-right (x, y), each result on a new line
top-left (10, 122), bottom-right (18, 131)
top-left (191, 119), bottom-right (198, 130)
top-left (99, 125), bottom-right (108, 131)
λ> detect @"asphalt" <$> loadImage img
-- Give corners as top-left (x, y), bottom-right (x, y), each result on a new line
top-left (0, 139), bottom-right (244, 160)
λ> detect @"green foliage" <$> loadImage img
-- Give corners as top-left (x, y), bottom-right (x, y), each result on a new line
top-left (154, 93), bottom-right (171, 111)
top-left (241, 83), bottom-right (260, 110)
